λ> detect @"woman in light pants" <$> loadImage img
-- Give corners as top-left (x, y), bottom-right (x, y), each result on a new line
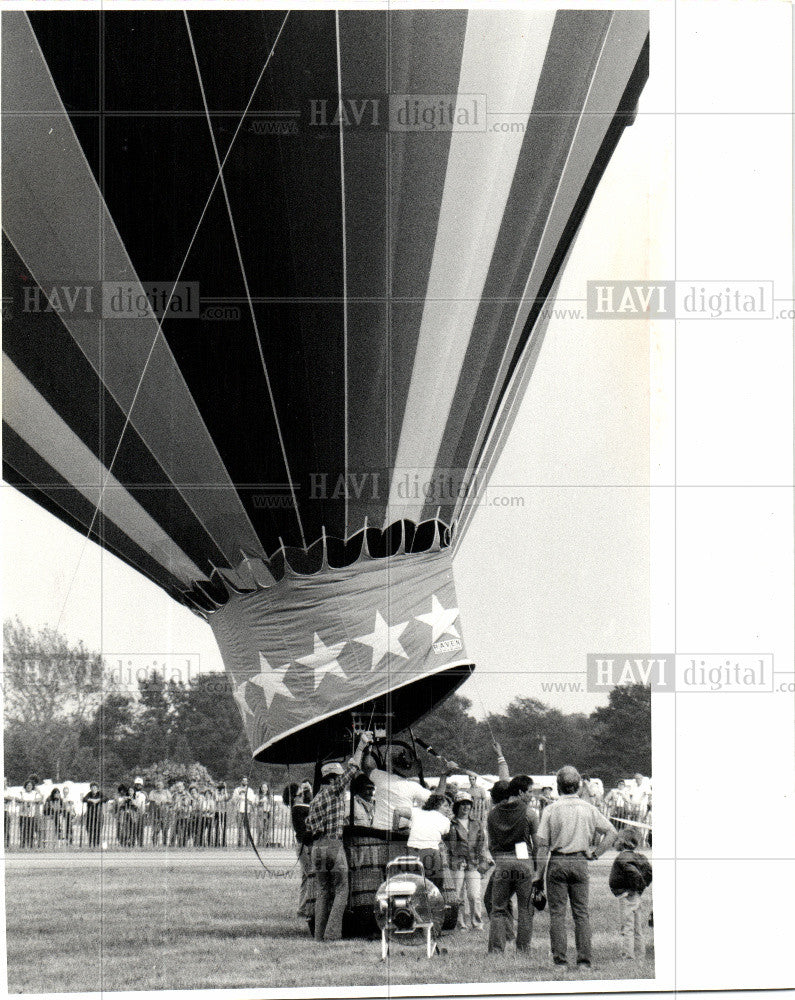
top-left (448, 794), bottom-right (488, 929)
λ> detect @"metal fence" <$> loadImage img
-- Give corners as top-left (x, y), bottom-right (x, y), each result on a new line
top-left (3, 799), bottom-right (297, 851)
top-left (4, 793), bottom-right (650, 852)
top-left (601, 800), bottom-right (652, 846)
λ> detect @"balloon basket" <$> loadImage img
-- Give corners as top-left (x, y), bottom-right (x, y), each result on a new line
top-left (304, 829), bottom-right (458, 939)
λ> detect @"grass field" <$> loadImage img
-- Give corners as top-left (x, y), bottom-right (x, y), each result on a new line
top-left (4, 850), bottom-right (653, 994)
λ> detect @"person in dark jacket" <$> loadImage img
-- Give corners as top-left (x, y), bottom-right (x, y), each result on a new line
top-left (114, 784), bottom-right (135, 847)
top-left (44, 787), bottom-right (65, 844)
top-left (609, 829), bottom-right (652, 961)
top-left (285, 782), bottom-right (314, 918)
top-left (486, 774), bottom-right (538, 953)
top-left (82, 783), bottom-right (108, 848)
top-left (483, 779), bottom-right (513, 937)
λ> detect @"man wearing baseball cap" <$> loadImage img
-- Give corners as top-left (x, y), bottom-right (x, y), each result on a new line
top-left (306, 732), bottom-right (373, 942)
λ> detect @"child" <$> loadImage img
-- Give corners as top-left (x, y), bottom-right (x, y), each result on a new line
top-left (609, 828), bottom-right (652, 961)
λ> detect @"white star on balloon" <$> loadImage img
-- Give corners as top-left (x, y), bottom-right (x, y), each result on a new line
top-left (353, 611), bottom-right (409, 670)
top-left (296, 633), bottom-right (347, 691)
top-left (247, 653), bottom-right (294, 709)
top-left (233, 679), bottom-right (255, 719)
top-left (415, 595), bottom-right (460, 642)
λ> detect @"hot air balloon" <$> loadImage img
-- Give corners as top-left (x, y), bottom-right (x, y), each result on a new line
top-left (2, 10), bottom-right (649, 766)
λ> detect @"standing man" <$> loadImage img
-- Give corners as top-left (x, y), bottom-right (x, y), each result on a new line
top-left (627, 773), bottom-right (651, 824)
top-left (284, 782), bottom-right (314, 918)
top-left (257, 782), bottom-right (272, 847)
top-left (5, 778), bottom-right (17, 848)
top-left (60, 785), bottom-right (76, 845)
top-left (363, 745), bottom-right (431, 831)
top-left (131, 777), bottom-right (148, 847)
top-left (486, 774), bottom-right (538, 954)
top-left (148, 777), bottom-right (172, 847)
top-left (534, 765), bottom-right (617, 968)
top-left (467, 773), bottom-right (489, 832)
top-left (363, 745), bottom-right (460, 832)
top-left (306, 732), bottom-right (373, 942)
top-left (213, 782), bottom-right (230, 847)
top-left (170, 781), bottom-right (191, 847)
top-left (82, 782), bottom-right (107, 848)
top-left (232, 777), bottom-right (257, 846)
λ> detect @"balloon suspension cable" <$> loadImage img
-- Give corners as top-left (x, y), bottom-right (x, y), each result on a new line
top-left (243, 777), bottom-right (296, 878)
top-left (468, 670), bottom-right (499, 747)
top-left (407, 727), bottom-right (427, 789)
top-left (53, 12), bottom-right (292, 632)
top-left (413, 729), bottom-right (492, 784)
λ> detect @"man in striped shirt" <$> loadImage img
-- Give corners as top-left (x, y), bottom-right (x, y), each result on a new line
top-left (306, 731), bottom-right (373, 942)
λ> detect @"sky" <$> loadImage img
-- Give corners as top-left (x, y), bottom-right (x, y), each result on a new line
top-left (0, 84), bottom-right (659, 721)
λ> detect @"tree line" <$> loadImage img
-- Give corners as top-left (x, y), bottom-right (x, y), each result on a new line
top-left (3, 618), bottom-right (650, 789)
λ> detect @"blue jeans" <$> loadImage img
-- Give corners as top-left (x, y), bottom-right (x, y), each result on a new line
top-left (311, 838), bottom-right (348, 941)
top-left (487, 855), bottom-right (533, 952)
top-left (547, 854), bottom-right (591, 963)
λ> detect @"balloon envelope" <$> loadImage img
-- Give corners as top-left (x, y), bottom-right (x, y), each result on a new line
top-left (2, 10), bottom-right (648, 761)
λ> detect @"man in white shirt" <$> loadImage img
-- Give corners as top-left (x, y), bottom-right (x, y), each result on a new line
top-left (131, 777), bottom-right (148, 846)
top-left (60, 784), bottom-right (76, 844)
top-left (363, 745), bottom-right (455, 831)
top-left (627, 774), bottom-right (651, 809)
top-left (232, 777), bottom-right (257, 845)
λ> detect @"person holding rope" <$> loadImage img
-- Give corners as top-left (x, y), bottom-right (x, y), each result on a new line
top-left (534, 765), bottom-right (617, 968)
top-left (482, 740), bottom-right (531, 931)
top-left (305, 731), bottom-right (374, 942)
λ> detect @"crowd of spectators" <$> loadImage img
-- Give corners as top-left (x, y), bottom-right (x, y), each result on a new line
top-left (3, 774), bottom-right (291, 850)
top-left (3, 767), bottom-right (650, 854)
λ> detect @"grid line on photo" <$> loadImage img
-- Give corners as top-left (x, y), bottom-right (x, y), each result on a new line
top-left (4, 109), bottom-right (794, 116)
top-left (98, 8), bottom-right (106, 994)
top-left (673, 1), bottom-right (678, 992)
